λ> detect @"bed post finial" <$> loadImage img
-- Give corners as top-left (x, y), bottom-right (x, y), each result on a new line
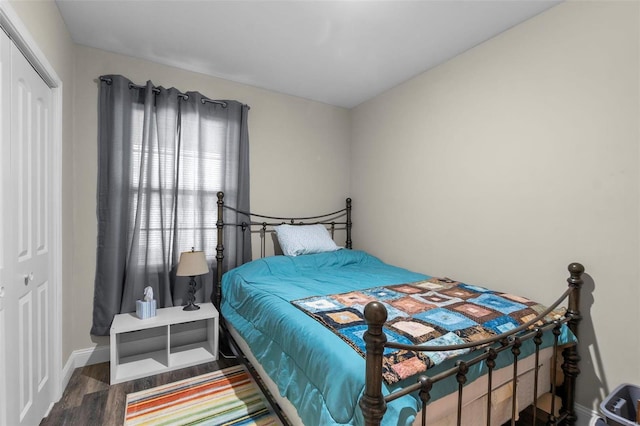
top-left (561, 262), bottom-right (584, 425)
top-left (215, 192), bottom-right (225, 310)
top-left (360, 301), bottom-right (387, 426)
top-left (346, 198), bottom-right (352, 249)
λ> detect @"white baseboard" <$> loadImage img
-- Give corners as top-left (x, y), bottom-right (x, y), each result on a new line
top-left (576, 403), bottom-right (602, 425)
top-left (60, 345), bottom-right (110, 395)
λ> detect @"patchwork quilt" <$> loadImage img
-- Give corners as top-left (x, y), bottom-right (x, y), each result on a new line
top-left (291, 277), bottom-right (559, 385)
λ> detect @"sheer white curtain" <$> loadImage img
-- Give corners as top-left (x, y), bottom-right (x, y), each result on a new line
top-left (91, 75), bottom-right (250, 336)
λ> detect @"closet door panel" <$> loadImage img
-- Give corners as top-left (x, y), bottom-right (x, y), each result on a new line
top-left (35, 97), bottom-right (49, 256)
top-left (15, 78), bottom-right (32, 262)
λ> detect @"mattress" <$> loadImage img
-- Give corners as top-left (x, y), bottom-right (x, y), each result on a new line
top-left (221, 250), bottom-right (574, 426)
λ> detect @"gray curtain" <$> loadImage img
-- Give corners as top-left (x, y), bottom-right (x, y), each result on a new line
top-left (91, 75), bottom-right (251, 336)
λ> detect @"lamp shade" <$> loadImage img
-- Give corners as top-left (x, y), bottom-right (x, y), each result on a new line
top-left (176, 250), bottom-right (209, 277)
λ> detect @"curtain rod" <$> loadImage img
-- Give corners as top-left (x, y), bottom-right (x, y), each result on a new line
top-left (99, 76), bottom-right (250, 109)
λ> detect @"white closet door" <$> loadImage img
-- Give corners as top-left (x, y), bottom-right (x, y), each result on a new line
top-left (1, 28), bottom-right (55, 425)
top-left (0, 26), bottom-right (11, 426)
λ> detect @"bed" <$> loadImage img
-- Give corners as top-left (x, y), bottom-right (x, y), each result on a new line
top-left (213, 193), bottom-right (584, 426)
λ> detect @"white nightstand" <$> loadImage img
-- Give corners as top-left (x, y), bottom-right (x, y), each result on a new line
top-left (110, 302), bottom-right (219, 384)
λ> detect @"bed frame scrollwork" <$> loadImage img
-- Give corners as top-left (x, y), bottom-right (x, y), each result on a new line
top-left (214, 191), bottom-right (352, 309)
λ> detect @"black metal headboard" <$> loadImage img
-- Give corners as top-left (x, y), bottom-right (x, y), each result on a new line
top-left (214, 191), bottom-right (352, 309)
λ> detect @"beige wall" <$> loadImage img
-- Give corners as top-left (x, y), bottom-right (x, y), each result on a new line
top-left (9, 0), bottom-right (639, 415)
top-left (72, 46), bottom-right (351, 353)
top-left (8, 1), bottom-right (350, 362)
top-left (351, 1), bottom-right (639, 411)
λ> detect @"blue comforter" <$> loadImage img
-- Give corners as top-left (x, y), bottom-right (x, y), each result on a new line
top-left (221, 250), bottom-right (574, 426)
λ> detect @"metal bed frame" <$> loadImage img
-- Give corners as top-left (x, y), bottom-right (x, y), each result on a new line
top-left (214, 191), bottom-right (352, 309)
top-left (360, 264), bottom-right (584, 426)
top-left (214, 191), bottom-right (584, 426)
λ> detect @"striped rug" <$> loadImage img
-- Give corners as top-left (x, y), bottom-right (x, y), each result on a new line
top-left (124, 365), bottom-right (282, 425)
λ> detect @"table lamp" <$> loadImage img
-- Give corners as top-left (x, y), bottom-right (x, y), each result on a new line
top-left (176, 248), bottom-right (209, 311)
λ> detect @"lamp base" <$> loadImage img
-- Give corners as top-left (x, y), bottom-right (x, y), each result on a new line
top-left (183, 276), bottom-right (200, 311)
top-left (183, 302), bottom-right (200, 311)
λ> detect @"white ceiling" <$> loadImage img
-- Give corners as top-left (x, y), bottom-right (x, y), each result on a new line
top-left (56, 0), bottom-right (560, 108)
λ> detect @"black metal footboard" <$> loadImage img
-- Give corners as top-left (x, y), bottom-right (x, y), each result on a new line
top-left (359, 263), bottom-right (585, 426)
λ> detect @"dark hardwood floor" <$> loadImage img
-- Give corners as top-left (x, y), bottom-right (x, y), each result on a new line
top-left (40, 356), bottom-right (239, 425)
top-left (40, 351), bottom-right (552, 426)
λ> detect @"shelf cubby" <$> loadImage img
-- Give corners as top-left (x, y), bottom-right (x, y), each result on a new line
top-left (110, 303), bottom-right (219, 384)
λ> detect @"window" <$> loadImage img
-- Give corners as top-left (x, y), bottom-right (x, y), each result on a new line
top-left (128, 103), bottom-right (223, 266)
top-left (92, 74), bottom-right (250, 336)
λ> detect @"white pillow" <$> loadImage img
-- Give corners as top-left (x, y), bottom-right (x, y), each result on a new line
top-left (274, 224), bottom-right (340, 257)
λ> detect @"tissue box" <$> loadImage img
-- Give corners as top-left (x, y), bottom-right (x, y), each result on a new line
top-left (136, 299), bottom-right (156, 319)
